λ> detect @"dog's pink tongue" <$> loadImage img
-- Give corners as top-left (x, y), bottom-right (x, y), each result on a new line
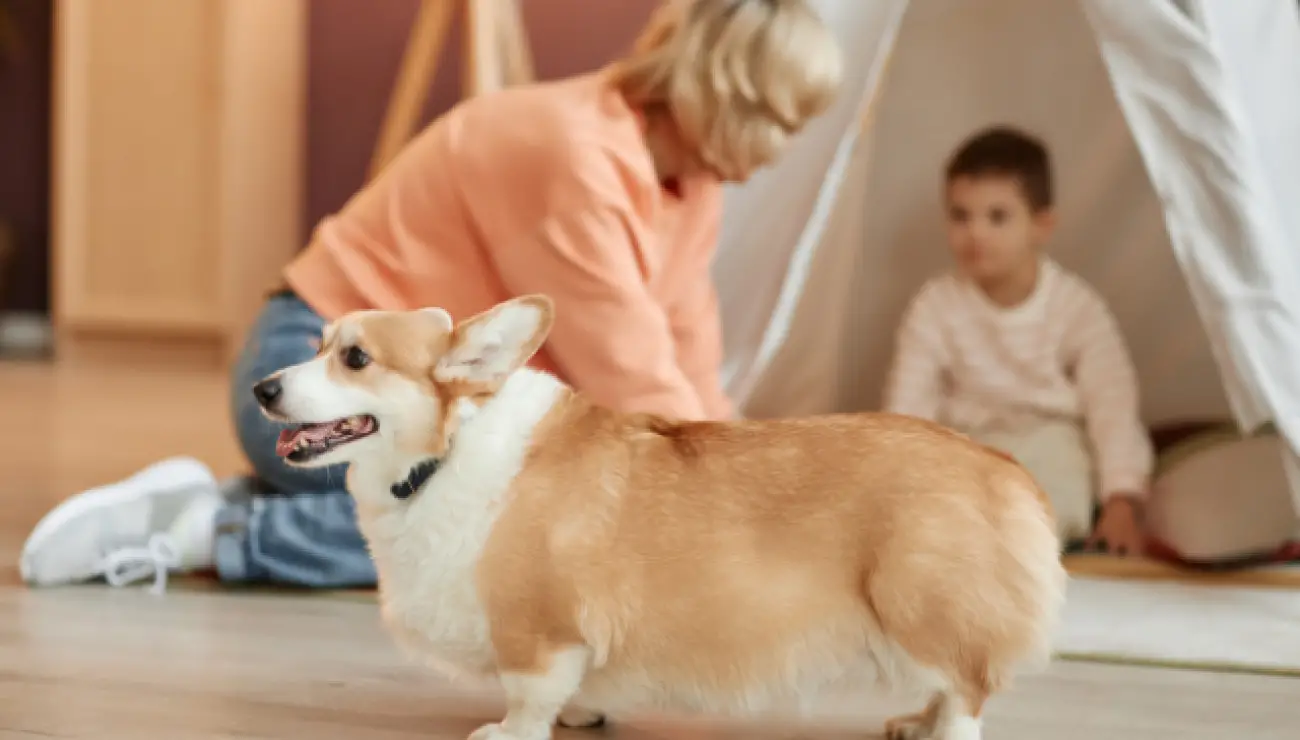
top-left (275, 429), bottom-right (300, 457)
top-left (275, 423), bottom-right (336, 457)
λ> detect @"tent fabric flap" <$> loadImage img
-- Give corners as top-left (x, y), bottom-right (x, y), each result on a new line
top-left (1083, 0), bottom-right (1300, 459)
top-left (714, 0), bottom-right (910, 414)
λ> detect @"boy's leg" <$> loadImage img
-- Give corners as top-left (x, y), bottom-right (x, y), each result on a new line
top-left (1146, 435), bottom-right (1299, 562)
top-left (21, 293), bottom-right (376, 589)
top-left (970, 421), bottom-right (1096, 546)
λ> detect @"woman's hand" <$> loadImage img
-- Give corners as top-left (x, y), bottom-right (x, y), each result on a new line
top-left (1086, 494), bottom-right (1146, 557)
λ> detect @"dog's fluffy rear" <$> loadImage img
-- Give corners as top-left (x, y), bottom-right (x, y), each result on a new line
top-left (480, 401), bottom-right (1064, 724)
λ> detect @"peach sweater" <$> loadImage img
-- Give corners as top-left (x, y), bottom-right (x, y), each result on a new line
top-left (284, 72), bottom-right (731, 420)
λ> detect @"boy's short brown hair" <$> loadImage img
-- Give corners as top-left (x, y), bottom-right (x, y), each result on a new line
top-left (945, 126), bottom-right (1053, 212)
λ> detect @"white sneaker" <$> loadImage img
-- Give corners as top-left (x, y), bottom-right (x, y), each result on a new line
top-left (20, 456), bottom-right (224, 593)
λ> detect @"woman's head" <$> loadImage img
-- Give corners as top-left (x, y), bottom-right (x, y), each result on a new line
top-left (610, 0), bottom-right (842, 183)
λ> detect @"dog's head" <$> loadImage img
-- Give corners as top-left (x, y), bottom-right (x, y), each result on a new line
top-left (252, 295), bottom-right (555, 468)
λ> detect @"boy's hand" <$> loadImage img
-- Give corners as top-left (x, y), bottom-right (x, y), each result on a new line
top-left (1086, 494), bottom-right (1146, 557)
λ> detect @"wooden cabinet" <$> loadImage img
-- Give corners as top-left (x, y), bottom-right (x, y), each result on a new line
top-left (52, 0), bottom-right (305, 366)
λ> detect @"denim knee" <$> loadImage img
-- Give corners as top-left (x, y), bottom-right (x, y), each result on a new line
top-left (229, 294), bottom-right (348, 493)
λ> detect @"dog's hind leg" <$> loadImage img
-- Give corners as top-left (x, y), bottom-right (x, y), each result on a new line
top-left (469, 645), bottom-right (589, 740)
top-left (884, 693), bottom-right (942, 739)
top-left (884, 689), bottom-right (983, 740)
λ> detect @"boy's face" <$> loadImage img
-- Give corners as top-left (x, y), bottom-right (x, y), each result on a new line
top-left (944, 175), bottom-right (1054, 282)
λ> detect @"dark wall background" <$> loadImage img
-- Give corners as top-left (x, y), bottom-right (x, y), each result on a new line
top-left (0, 0), bottom-right (659, 315)
top-left (0, 0), bottom-right (52, 313)
top-left (305, 0), bottom-right (658, 237)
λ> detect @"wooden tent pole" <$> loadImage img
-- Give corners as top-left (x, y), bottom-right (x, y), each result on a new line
top-left (368, 0), bottom-right (456, 179)
top-left (368, 0), bottom-right (534, 180)
top-left (496, 0), bottom-right (535, 86)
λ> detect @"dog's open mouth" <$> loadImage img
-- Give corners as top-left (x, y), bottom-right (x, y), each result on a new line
top-left (275, 415), bottom-right (378, 462)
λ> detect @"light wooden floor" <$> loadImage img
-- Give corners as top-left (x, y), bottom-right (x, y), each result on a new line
top-left (3, 358), bottom-right (1299, 739)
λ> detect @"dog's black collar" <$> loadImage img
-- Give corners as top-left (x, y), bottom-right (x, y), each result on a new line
top-left (390, 458), bottom-right (442, 500)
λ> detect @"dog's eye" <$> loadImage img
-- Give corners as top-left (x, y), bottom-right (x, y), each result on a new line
top-left (342, 346), bottom-right (371, 370)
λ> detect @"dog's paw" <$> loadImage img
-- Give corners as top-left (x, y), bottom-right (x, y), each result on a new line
top-left (467, 723), bottom-right (509, 740)
top-left (884, 713), bottom-right (933, 740)
top-left (467, 722), bottom-right (549, 740)
top-left (884, 713), bottom-right (982, 740)
top-left (936, 716), bottom-right (982, 740)
top-left (556, 706), bottom-right (606, 729)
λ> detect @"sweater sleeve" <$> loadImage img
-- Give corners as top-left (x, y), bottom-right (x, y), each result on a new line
top-left (882, 285), bottom-right (950, 421)
top-left (665, 197), bottom-right (733, 420)
top-left (1068, 290), bottom-right (1155, 499)
top-left (492, 204), bottom-right (707, 420)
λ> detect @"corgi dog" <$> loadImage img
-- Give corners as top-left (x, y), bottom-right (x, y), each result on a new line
top-left (252, 295), bottom-right (1066, 740)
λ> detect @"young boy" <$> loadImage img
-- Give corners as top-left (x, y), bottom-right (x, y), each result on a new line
top-left (883, 126), bottom-right (1154, 556)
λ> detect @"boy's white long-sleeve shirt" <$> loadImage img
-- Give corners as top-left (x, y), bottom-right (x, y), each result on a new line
top-left (883, 258), bottom-right (1154, 500)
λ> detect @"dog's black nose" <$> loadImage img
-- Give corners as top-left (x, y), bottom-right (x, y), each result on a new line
top-left (253, 377), bottom-right (283, 409)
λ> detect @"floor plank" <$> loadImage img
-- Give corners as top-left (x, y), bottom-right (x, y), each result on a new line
top-left (2, 358), bottom-right (1299, 739)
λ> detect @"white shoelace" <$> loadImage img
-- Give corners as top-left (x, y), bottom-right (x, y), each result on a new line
top-left (102, 532), bottom-right (182, 594)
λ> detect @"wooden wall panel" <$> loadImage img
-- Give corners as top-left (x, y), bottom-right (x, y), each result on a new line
top-left (53, 0), bottom-right (305, 362)
top-left (218, 0), bottom-right (308, 360)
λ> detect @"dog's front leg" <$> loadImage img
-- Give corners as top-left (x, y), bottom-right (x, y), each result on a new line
top-left (469, 645), bottom-right (589, 740)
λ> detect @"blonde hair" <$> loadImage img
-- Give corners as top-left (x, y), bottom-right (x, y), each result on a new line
top-left (610, 0), bottom-right (843, 180)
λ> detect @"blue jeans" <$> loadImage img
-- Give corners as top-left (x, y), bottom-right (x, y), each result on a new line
top-left (213, 292), bottom-right (377, 587)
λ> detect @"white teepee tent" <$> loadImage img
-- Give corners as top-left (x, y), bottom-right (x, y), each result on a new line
top-left (713, 0), bottom-right (1300, 547)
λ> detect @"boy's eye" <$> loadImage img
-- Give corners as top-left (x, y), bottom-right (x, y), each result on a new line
top-left (342, 346), bottom-right (371, 370)
top-left (988, 208), bottom-right (1008, 225)
top-left (949, 208), bottom-right (969, 222)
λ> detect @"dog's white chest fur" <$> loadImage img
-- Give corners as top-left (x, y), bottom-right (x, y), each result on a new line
top-left (347, 372), bottom-right (565, 681)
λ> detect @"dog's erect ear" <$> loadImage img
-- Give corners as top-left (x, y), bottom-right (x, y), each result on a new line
top-left (418, 307), bottom-right (454, 333)
top-left (434, 295), bottom-right (554, 386)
